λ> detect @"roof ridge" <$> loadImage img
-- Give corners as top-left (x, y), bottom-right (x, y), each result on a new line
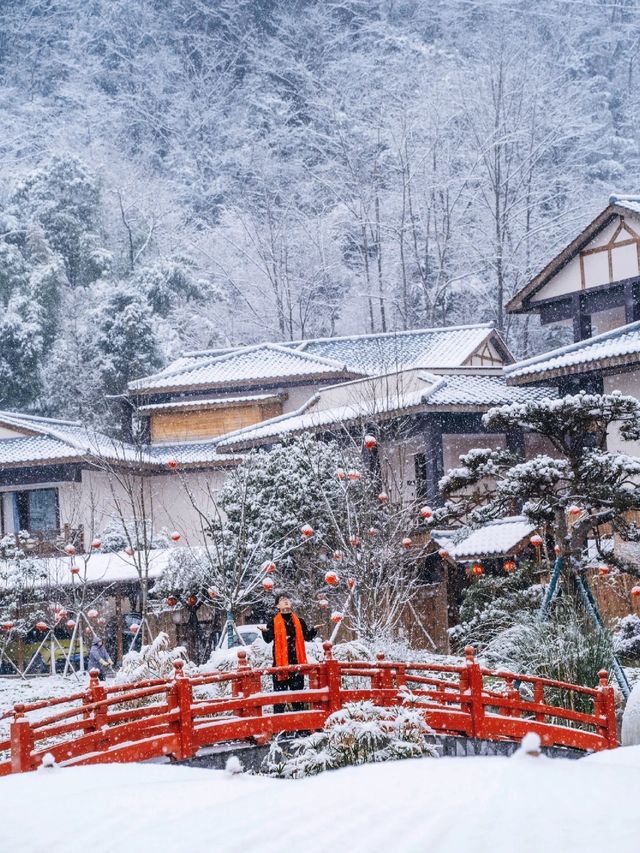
top-left (0, 410), bottom-right (82, 428)
top-left (294, 322), bottom-right (493, 349)
top-left (504, 320), bottom-right (640, 374)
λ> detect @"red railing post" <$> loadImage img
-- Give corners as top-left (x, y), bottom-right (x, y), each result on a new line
top-left (464, 646), bottom-right (485, 739)
top-left (10, 705), bottom-right (33, 773)
top-left (88, 669), bottom-right (108, 733)
top-left (234, 649), bottom-right (260, 718)
top-left (533, 681), bottom-right (545, 722)
top-left (597, 670), bottom-right (618, 749)
top-left (172, 660), bottom-right (195, 760)
top-left (323, 642), bottom-right (342, 715)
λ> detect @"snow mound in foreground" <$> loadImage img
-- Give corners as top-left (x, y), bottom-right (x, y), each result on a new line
top-left (1, 749), bottom-right (639, 853)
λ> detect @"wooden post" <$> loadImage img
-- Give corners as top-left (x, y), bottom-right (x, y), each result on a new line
top-left (597, 670), bottom-right (618, 749)
top-left (235, 649), bottom-right (260, 718)
top-left (173, 660), bottom-right (194, 760)
top-left (464, 646), bottom-right (485, 739)
top-left (323, 642), bottom-right (342, 715)
top-left (88, 668), bottom-right (107, 733)
top-left (533, 681), bottom-right (545, 722)
top-left (10, 705), bottom-right (33, 773)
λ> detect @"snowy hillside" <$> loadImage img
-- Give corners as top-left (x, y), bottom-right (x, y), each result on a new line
top-left (2, 1), bottom-right (640, 425)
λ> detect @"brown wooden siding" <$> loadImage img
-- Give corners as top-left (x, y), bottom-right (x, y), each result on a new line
top-left (151, 402), bottom-right (283, 443)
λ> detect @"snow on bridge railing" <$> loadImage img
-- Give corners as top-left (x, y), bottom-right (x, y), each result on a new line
top-left (0, 643), bottom-right (617, 775)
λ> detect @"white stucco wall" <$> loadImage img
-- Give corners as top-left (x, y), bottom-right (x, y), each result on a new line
top-left (603, 370), bottom-right (640, 457)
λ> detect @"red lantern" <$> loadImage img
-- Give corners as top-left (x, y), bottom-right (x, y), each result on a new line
top-left (402, 537), bottom-right (413, 550)
top-left (335, 468), bottom-right (346, 480)
top-left (377, 492), bottom-right (388, 504)
top-left (70, 566), bottom-right (80, 576)
top-left (87, 609), bottom-right (98, 618)
top-left (568, 505), bottom-right (582, 518)
top-left (186, 595), bottom-right (198, 607)
top-left (54, 609), bottom-right (67, 622)
top-left (262, 577), bottom-right (274, 592)
top-left (632, 586), bottom-right (640, 598)
top-left (330, 611), bottom-right (343, 624)
top-left (318, 597), bottom-right (329, 610)
top-left (66, 620), bottom-right (76, 630)
top-left (438, 548), bottom-right (449, 560)
top-left (332, 550), bottom-right (344, 561)
top-left (64, 543), bottom-right (76, 556)
top-left (349, 535), bottom-right (361, 548)
top-left (347, 578), bottom-right (356, 590)
top-left (554, 545), bottom-right (562, 556)
top-left (35, 621), bottom-right (48, 632)
top-left (598, 566), bottom-right (610, 577)
top-left (471, 563), bottom-right (485, 576)
top-left (170, 531), bottom-right (181, 542)
top-left (503, 560), bottom-right (516, 573)
top-left (263, 561), bottom-right (277, 574)
top-left (91, 539), bottom-right (102, 550)
top-left (367, 527), bottom-right (379, 537)
top-left (324, 570), bottom-right (339, 586)
top-left (420, 506), bottom-right (433, 519)
top-left (364, 434), bottom-right (377, 449)
top-left (167, 596), bottom-right (178, 608)
top-left (300, 524), bottom-right (314, 538)
top-left (125, 546), bottom-right (135, 556)
top-left (347, 469), bottom-right (362, 481)
top-left (129, 624), bottom-right (140, 635)
top-left (207, 587), bottom-right (218, 599)
top-left (167, 459), bottom-right (178, 469)
top-left (530, 534), bottom-right (543, 548)
top-left (2, 622), bottom-right (13, 631)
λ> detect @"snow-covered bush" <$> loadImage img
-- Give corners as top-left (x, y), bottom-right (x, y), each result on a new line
top-left (481, 605), bottom-right (614, 709)
top-left (99, 519), bottom-right (168, 553)
top-left (115, 632), bottom-right (194, 684)
top-left (262, 700), bottom-right (437, 778)
top-left (613, 614), bottom-right (640, 663)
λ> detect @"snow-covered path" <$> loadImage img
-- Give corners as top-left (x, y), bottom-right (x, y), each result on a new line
top-left (1, 747), bottom-right (639, 853)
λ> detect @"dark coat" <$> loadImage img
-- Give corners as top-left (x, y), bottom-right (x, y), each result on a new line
top-left (88, 638), bottom-right (112, 676)
top-left (261, 612), bottom-right (316, 665)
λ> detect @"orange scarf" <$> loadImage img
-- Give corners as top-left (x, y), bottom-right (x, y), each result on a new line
top-left (273, 612), bottom-right (307, 681)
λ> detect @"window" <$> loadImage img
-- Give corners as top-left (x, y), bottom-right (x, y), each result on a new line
top-left (12, 489), bottom-right (59, 533)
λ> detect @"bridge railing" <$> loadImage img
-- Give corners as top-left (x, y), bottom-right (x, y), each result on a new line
top-left (0, 643), bottom-right (617, 775)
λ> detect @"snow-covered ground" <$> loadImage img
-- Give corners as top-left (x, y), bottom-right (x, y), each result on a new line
top-left (0, 675), bottom-right (90, 740)
top-left (1, 747), bottom-right (639, 853)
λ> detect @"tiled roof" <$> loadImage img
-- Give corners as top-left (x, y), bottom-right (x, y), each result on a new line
top-left (504, 321), bottom-right (640, 383)
top-left (440, 517), bottom-right (537, 561)
top-left (0, 410), bottom-right (240, 470)
top-left (294, 324), bottom-right (502, 372)
top-left (215, 372), bottom-right (554, 451)
top-left (423, 374), bottom-right (553, 407)
top-left (609, 194), bottom-right (640, 216)
top-left (144, 442), bottom-right (241, 467)
top-left (129, 343), bottom-right (355, 394)
top-left (136, 393), bottom-right (282, 415)
top-left (131, 324), bottom-right (510, 396)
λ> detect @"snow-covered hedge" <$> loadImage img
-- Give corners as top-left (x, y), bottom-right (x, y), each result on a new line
top-left (262, 699), bottom-right (438, 778)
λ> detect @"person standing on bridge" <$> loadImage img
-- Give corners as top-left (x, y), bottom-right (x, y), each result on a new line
top-left (87, 636), bottom-right (112, 680)
top-left (259, 592), bottom-right (321, 713)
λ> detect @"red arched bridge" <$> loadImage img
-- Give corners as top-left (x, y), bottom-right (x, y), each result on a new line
top-left (0, 643), bottom-right (618, 774)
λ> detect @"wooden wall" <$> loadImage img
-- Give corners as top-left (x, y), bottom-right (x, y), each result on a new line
top-left (151, 401), bottom-right (282, 443)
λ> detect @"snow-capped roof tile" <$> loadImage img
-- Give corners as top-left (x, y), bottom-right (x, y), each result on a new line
top-left (136, 393), bottom-right (282, 415)
top-left (504, 321), bottom-right (640, 383)
top-left (422, 375), bottom-right (554, 407)
top-left (129, 343), bottom-right (355, 393)
top-left (444, 517), bottom-right (537, 561)
top-left (294, 324), bottom-right (501, 372)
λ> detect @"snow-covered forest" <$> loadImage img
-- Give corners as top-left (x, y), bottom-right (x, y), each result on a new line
top-left (2, 0), bottom-right (640, 426)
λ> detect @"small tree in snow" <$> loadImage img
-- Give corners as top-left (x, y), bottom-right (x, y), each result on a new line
top-left (439, 391), bottom-right (640, 576)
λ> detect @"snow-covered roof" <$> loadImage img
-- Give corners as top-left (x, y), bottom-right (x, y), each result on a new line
top-left (128, 343), bottom-right (358, 394)
top-left (136, 393), bottom-right (282, 415)
top-left (441, 517), bottom-right (537, 561)
top-left (293, 324), bottom-right (507, 373)
top-left (504, 320), bottom-right (640, 384)
top-left (507, 196), bottom-right (640, 314)
top-left (215, 372), bottom-right (553, 452)
top-left (0, 411), bottom-right (237, 470)
top-left (130, 324), bottom-right (512, 396)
